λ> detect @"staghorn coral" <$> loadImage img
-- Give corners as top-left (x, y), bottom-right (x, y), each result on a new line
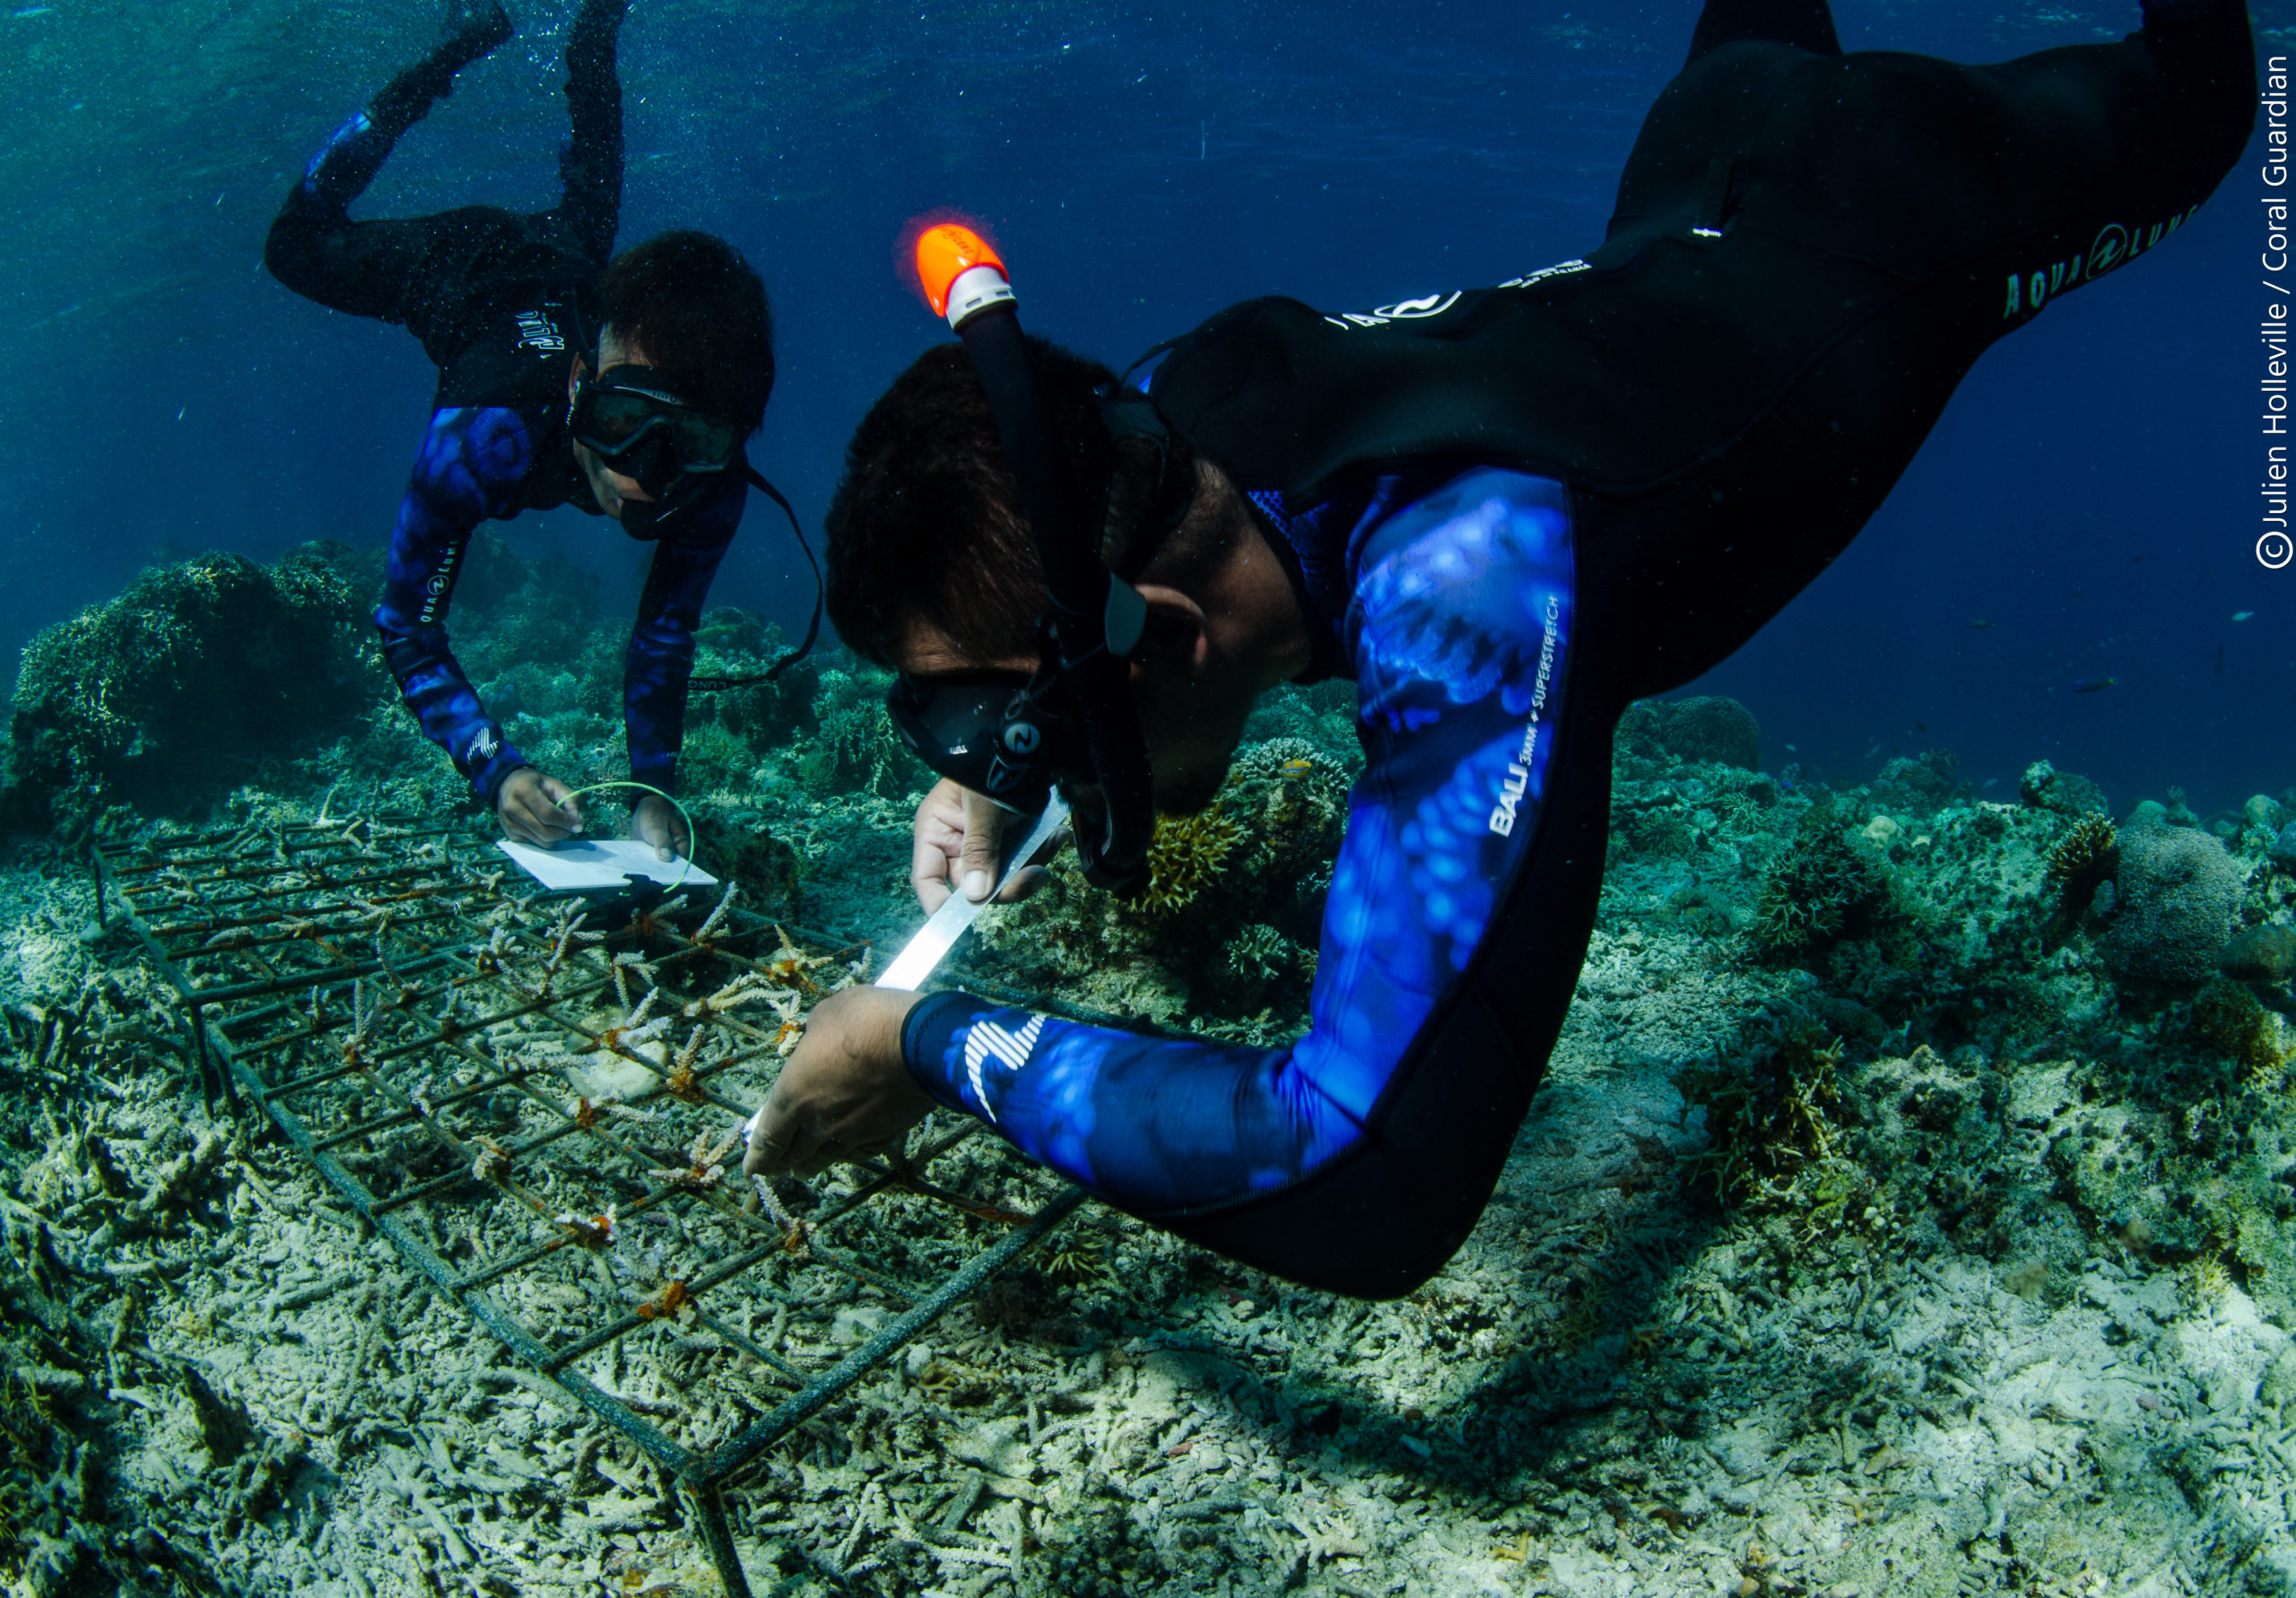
top-left (796, 665), bottom-right (931, 801)
top-left (1745, 800), bottom-right (1892, 963)
top-left (674, 719), bottom-right (756, 798)
top-left (1675, 1012), bottom-right (1856, 1212)
top-left (1138, 805), bottom-right (1244, 917)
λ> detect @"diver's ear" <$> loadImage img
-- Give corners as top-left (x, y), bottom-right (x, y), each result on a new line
top-left (1127, 585), bottom-right (1211, 679)
top-left (567, 352), bottom-right (589, 406)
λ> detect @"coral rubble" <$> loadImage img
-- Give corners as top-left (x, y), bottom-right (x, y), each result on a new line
top-left (3, 550), bottom-right (2296, 1596)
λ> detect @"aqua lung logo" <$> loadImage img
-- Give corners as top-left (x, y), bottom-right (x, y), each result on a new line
top-left (1324, 291), bottom-right (1465, 330)
top-left (2003, 207), bottom-right (2200, 320)
top-left (467, 725), bottom-right (500, 764)
top-left (1323, 263), bottom-right (1588, 331)
top-left (1496, 259), bottom-right (1589, 290)
top-left (513, 306), bottom-right (566, 353)
top-left (419, 541), bottom-right (462, 624)
top-left (962, 1013), bottom-right (1046, 1122)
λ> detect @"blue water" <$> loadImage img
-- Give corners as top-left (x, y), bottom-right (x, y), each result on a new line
top-left (1, 0), bottom-right (2286, 815)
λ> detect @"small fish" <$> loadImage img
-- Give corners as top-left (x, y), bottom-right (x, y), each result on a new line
top-left (1864, 743), bottom-right (1882, 759)
top-left (13, 7), bottom-right (54, 16)
top-left (2071, 676), bottom-right (2118, 693)
top-left (1278, 758), bottom-right (1314, 780)
top-left (2215, 643), bottom-right (2225, 674)
top-left (1982, 777), bottom-right (2000, 789)
top-left (1784, 743), bottom-right (1797, 752)
top-left (2232, 610), bottom-right (2256, 621)
top-left (1965, 618), bottom-right (1996, 629)
top-left (1915, 721), bottom-right (1927, 733)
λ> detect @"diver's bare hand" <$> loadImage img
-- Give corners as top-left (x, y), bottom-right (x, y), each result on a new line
top-left (909, 778), bottom-right (1054, 913)
top-left (629, 793), bottom-right (689, 862)
top-left (497, 768), bottom-right (585, 847)
top-left (744, 988), bottom-right (931, 1179)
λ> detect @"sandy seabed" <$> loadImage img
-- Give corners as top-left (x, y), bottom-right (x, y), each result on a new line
top-left (3, 741), bottom-right (2294, 1598)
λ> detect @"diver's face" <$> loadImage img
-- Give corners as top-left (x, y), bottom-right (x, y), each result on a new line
top-left (568, 326), bottom-right (656, 522)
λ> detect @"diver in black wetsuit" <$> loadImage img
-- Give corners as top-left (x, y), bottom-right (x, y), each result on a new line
top-left (266, 1), bottom-right (794, 861)
top-left (744, 0), bottom-right (2255, 1298)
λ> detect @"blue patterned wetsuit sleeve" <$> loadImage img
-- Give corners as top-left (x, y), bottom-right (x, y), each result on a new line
top-left (373, 407), bottom-right (540, 805)
top-left (902, 467), bottom-right (1575, 1219)
top-left (623, 478), bottom-right (743, 796)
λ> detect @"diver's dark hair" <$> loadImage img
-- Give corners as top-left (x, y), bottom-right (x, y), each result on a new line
top-left (826, 337), bottom-right (1211, 666)
top-left (601, 230), bottom-right (774, 437)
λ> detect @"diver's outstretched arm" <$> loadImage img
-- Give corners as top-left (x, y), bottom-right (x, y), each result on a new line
top-left (555, 0), bottom-right (630, 273)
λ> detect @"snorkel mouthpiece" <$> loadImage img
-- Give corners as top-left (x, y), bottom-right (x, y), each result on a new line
top-left (915, 223), bottom-right (1016, 329)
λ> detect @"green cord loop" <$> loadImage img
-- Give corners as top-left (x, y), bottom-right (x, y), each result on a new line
top-left (560, 779), bottom-right (700, 893)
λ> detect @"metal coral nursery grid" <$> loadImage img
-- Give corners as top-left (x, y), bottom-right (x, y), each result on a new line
top-left (90, 814), bottom-right (1082, 1597)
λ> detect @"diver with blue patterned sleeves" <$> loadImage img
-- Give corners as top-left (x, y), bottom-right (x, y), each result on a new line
top-left (265, 1), bottom-right (804, 860)
top-left (746, 0), bottom-right (2255, 1298)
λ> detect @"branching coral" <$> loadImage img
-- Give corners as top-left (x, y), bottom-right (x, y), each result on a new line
top-left (796, 666), bottom-right (930, 800)
top-left (2046, 814), bottom-right (2120, 932)
top-left (1138, 806), bottom-right (1245, 917)
top-left (1745, 802), bottom-right (1890, 962)
top-left (1676, 1013), bottom-right (1856, 1213)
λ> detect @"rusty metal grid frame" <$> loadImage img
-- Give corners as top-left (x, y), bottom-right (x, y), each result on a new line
top-left (88, 814), bottom-right (1083, 1597)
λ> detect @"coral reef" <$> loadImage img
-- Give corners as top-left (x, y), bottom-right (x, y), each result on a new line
top-left (7, 544), bottom-right (2296, 1596)
top-left (961, 737), bottom-right (1352, 1032)
top-left (3, 550), bottom-right (386, 832)
top-left (1867, 749), bottom-right (1967, 816)
top-left (2096, 821), bottom-right (2244, 984)
top-left (1138, 806), bottom-right (1245, 917)
top-left (794, 665), bottom-right (931, 802)
top-left (1674, 1011), bottom-right (1857, 1218)
top-left (2189, 979), bottom-right (2295, 1088)
top-left (2019, 758), bottom-right (2110, 819)
top-left (1745, 799), bottom-right (1895, 963)
top-left (2222, 923), bottom-right (2296, 986)
top-left (1614, 694), bottom-right (1761, 772)
top-left (2045, 813), bottom-right (2119, 931)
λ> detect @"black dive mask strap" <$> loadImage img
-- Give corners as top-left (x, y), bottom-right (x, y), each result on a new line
top-left (675, 462), bottom-right (822, 690)
top-left (741, 464), bottom-right (823, 679)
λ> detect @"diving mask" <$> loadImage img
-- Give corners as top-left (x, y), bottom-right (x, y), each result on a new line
top-left (569, 365), bottom-right (740, 495)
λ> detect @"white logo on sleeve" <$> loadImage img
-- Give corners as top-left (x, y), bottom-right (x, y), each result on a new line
top-left (962, 1013), bottom-right (1047, 1123)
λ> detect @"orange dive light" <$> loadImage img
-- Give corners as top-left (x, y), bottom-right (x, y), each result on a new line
top-left (913, 221), bottom-right (1017, 331)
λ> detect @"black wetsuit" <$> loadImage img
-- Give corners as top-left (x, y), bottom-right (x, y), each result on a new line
top-left (897, 0), bottom-right (2255, 1298)
top-left (265, 0), bottom-right (744, 807)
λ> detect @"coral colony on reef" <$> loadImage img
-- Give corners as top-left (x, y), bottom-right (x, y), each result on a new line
top-left (3, 541), bottom-right (2296, 1597)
